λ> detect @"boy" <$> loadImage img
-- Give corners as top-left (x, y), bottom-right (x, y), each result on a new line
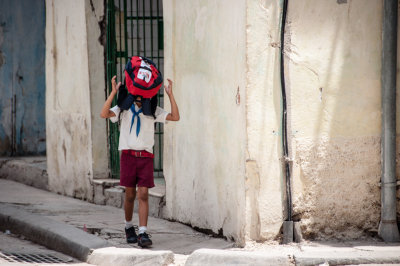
top-left (100, 75), bottom-right (179, 247)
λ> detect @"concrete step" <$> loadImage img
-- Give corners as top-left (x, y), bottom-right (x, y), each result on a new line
top-left (93, 178), bottom-right (166, 219)
top-left (0, 157), bottom-right (48, 190)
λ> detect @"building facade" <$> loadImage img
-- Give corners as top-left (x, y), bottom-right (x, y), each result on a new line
top-left (1, 0), bottom-right (396, 244)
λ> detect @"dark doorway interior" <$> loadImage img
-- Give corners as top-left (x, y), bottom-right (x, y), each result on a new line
top-left (107, 0), bottom-right (164, 179)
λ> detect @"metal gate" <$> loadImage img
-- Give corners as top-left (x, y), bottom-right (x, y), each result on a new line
top-left (106, 0), bottom-right (164, 178)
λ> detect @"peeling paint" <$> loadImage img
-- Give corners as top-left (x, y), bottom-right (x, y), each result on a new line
top-left (292, 136), bottom-right (381, 239)
top-left (245, 160), bottom-right (261, 240)
top-left (0, 0), bottom-right (46, 156)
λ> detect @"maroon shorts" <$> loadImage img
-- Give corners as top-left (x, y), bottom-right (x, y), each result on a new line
top-left (120, 151), bottom-right (154, 188)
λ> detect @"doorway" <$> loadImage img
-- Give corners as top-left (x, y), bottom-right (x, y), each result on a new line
top-left (106, 0), bottom-right (164, 181)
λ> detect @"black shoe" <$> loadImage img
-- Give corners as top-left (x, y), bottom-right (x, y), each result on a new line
top-left (138, 232), bottom-right (152, 247)
top-left (125, 226), bottom-right (138, 243)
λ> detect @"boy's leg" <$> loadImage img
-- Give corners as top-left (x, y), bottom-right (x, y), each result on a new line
top-left (124, 187), bottom-right (138, 243)
top-left (124, 187), bottom-right (136, 221)
top-left (137, 186), bottom-right (152, 247)
top-left (137, 186), bottom-right (149, 226)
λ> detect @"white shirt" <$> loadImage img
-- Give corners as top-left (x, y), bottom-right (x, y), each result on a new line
top-left (110, 104), bottom-right (168, 153)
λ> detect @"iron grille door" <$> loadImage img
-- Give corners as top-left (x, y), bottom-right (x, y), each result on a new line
top-left (106, 0), bottom-right (164, 179)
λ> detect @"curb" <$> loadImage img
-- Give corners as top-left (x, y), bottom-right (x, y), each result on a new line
top-left (0, 203), bottom-right (176, 266)
top-left (87, 247), bottom-right (174, 266)
top-left (185, 248), bottom-right (291, 266)
top-left (0, 204), bottom-right (110, 261)
top-left (294, 251), bottom-right (400, 266)
top-left (185, 248), bottom-right (400, 266)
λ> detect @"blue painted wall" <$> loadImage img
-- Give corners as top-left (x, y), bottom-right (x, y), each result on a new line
top-left (0, 0), bottom-right (46, 156)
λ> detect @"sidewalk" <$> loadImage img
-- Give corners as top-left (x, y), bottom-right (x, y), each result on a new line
top-left (1, 179), bottom-right (400, 265)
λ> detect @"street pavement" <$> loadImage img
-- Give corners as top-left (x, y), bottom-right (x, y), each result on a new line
top-left (0, 178), bottom-right (400, 265)
top-left (0, 231), bottom-right (92, 265)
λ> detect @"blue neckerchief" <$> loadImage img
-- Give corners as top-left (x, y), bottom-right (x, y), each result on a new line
top-left (130, 104), bottom-right (142, 137)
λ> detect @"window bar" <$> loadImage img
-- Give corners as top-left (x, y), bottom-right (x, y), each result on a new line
top-left (118, 0), bottom-right (122, 79)
top-left (136, 0), bottom-right (139, 55)
top-left (124, 0), bottom-right (128, 63)
top-left (157, 0), bottom-right (162, 173)
top-left (157, 0), bottom-right (160, 68)
top-left (130, 0), bottom-right (133, 57)
top-left (142, 0), bottom-right (146, 57)
top-left (150, 0), bottom-right (158, 173)
top-left (150, 0), bottom-right (154, 60)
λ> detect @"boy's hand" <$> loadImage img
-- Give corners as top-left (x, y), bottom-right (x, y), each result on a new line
top-left (111, 75), bottom-right (122, 94)
top-left (165, 79), bottom-right (173, 96)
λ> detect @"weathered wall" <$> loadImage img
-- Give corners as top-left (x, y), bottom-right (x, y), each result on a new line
top-left (85, 0), bottom-right (109, 179)
top-left (46, 0), bottom-right (94, 200)
top-left (0, 0), bottom-right (46, 156)
top-left (287, 0), bottom-right (384, 239)
top-left (163, 0), bottom-right (247, 242)
top-left (247, 0), bottom-right (399, 241)
top-left (245, 0), bottom-right (285, 241)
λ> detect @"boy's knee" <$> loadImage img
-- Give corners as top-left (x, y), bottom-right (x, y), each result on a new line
top-left (137, 191), bottom-right (148, 202)
top-left (125, 194), bottom-right (135, 203)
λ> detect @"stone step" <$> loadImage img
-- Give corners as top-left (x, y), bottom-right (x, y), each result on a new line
top-left (93, 178), bottom-right (166, 219)
top-left (0, 157), bottom-right (48, 190)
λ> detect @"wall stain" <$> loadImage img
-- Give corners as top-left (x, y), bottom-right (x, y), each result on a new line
top-left (89, 0), bottom-right (96, 13)
top-left (62, 141), bottom-right (66, 163)
top-left (0, 50), bottom-right (4, 68)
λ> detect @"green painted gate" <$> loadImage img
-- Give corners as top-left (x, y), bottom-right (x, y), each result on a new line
top-left (106, 0), bottom-right (164, 179)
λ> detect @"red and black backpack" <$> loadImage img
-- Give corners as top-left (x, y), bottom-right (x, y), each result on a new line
top-left (117, 56), bottom-right (163, 117)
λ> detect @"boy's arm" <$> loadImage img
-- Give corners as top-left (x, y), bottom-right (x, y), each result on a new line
top-left (165, 79), bottom-right (180, 121)
top-left (100, 76), bottom-right (120, 118)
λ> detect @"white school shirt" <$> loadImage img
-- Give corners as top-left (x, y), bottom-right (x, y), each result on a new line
top-left (110, 104), bottom-right (168, 153)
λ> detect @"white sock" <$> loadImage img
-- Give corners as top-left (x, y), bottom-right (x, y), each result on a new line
top-left (138, 226), bottom-right (147, 234)
top-left (125, 220), bottom-right (133, 229)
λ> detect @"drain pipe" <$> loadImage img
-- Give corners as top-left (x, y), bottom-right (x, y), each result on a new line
top-left (379, 0), bottom-right (400, 242)
top-left (280, 0), bottom-right (293, 244)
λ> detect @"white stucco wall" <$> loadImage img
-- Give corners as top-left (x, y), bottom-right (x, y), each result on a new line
top-left (240, 0), bottom-right (397, 241)
top-left (46, 0), bottom-right (94, 199)
top-left (84, 0), bottom-right (108, 179)
top-left (247, 0), bottom-right (397, 241)
top-left (288, 0), bottom-right (383, 239)
top-left (163, 0), bottom-right (247, 242)
top-left (245, 0), bottom-right (285, 241)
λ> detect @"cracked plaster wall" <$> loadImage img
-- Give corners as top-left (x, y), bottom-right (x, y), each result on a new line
top-left (246, 0), bottom-right (400, 240)
top-left (246, 0), bottom-right (284, 241)
top-left (288, 0), bottom-right (387, 239)
top-left (163, 0), bottom-right (247, 243)
top-left (165, 0), bottom-right (397, 242)
top-left (46, 0), bottom-right (97, 200)
top-left (84, 0), bottom-right (108, 179)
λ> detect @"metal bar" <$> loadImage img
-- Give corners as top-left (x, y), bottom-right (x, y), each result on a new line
top-left (157, 0), bottom-right (162, 172)
top-left (126, 16), bottom-right (160, 20)
top-left (118, 0), bottom-right (122, 78)
top-left (142, 0), bottom-right (146, 56)
top-left (150, 0), bottom-right (154, 59)
top-left (130, 0), bottom-right (133, 57)
top-left (107, 0), bottom-right (120, 178)
top-left (136, 0), bottom-right (140, 54)
top-left (124, 0), bottom-right (128, 63)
